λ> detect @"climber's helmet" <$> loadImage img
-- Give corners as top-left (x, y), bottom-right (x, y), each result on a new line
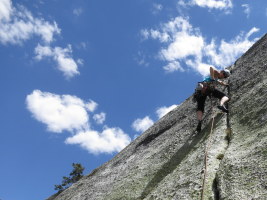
top-left (222, 69), bottom-right (231, 78)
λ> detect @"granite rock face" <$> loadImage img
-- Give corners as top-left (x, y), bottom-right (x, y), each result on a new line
top-left (48, 34), bottom-right (267, 200)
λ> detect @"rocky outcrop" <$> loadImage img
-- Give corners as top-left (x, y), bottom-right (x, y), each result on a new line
top-left (48, 34), bottom-right (267, 200)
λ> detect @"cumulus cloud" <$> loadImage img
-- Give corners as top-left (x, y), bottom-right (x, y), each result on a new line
top-left (93, 112), bottom-right (106, 124)
top-left (140, 29), bottom-right (150, 40)
top-left (131, 104), bottom-right (177, 135)
top-left (160, 32), bottom-right (204, 61)
top-left (132, 116), bottom-right (154, 133)
top-left (0, 1), bottom-right (81, 78)
top-left (26, 90), bottom-right (131, 154)
top-left (156, 105), bottom-right (177, 119)
top-left (141, 17), bottom-right (206, 74)
top-left (35, 44), bottom-right (80, 78)
top-left (192, 0), bottom-right (232, 10)
top-left (26, 90), bottom-right (90, 133)
top-left (132, 105), bottom-right (177, 135)
top-left (65, 127), bottom-right (131, 155)
top-left (0, 0), bottom-right (12, 21)
top-left (242, 4), bottom-right (250, 18)
top-left (142, 17), bottom-right (204, 60)
top-left (204, 27), bottom-right (260, 68)
top-left (0, 1), bottom-right (60, 45)
top-left (163, 61), bottom-right (184, 73)
top-left (178, 0), bottom-right (233, 11)
top-left (85, 100), bottom-right (98, 112)
top-left (141, 17), bottom-right (259, 76)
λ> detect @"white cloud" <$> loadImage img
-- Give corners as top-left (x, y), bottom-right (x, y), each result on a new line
top-left (142, 17), bottom-right (205, 74)
top-left (152, 3), bottom-right (163, 14)
top-left (158, 17), bottom-right (204, 61)
top-left (141, 29), bottom-right (169, 43)
top-left (26, 90), bottom-right (91, 133)
top-left (26, 90), bottom-right (130, 154)
top-left (204, 27), bottom-right (260, 68)
top-left (0, 0), bottom-right (12, 21)
top-left (177, 0), bottom-right (187, 7)
top-left (163, 61), bottom-right (184, 73)
top-left (151, 29), bottom-right (170, 43)
top-left (142, 17), bottom-right (260, 76)
top-left (85, 100), bottom-right (98, 112)
top-left (65, 127), bottom-right (131, 155)
top-left (179, 0), bottom-right (233, 10)
top-left (0, 1), bottom-right (82, 78)
top-left (0, 2), bottom-right (60, 45)
top-left (140, 29), bottom-right (150, 40)
top-left (35, 44), bottom-right (80, 78)
top-left (193, 0), bottom-right (232, 10)
top-left (242, 4), bottom-right (250, 18)
top-left (156, 105), bottom-right (177, 119)
top-left (34, 44), bottom-right (53, 58)
top-left (77, 58), bottom-right (84, 66)
top-left (186, 60), bottom-right (213, 76)
top-left (160, 32), bottom-right (204, 61)
top-left (132, 116), bottom-right (154, 133)
top-left (93, 112), bottom-right (106, 124)
top-left (73, 8), bottom-right (83, 16)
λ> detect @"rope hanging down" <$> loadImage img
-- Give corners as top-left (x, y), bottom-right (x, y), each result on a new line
top-left (200, 82), bottom-right (231, 200)
top-left (200, 98), bottom-right (216, 200)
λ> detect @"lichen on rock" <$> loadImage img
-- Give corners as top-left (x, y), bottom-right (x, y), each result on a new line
top-left (47, 34), bottom-right (267, 200)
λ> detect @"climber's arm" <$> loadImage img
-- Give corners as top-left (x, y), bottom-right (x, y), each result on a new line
top-left (210, 67), bottom-right (220, 80)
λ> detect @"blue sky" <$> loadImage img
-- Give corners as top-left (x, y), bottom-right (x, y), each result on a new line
top-left (0, 0), bottom-right (265, 199)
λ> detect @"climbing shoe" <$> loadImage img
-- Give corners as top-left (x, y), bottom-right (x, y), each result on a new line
top-left (217, 105), bottom-right (228, 113)
top-left (196, 121), bottom-right (202, 132)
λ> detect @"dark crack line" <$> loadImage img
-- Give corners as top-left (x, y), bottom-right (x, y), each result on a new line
top-left (212, 176), bottom-right (220, 200)
top-left (136, 122), bottom-right (176, 148)
top-left (210, 83), bottom-right (233, 200)
top-left (138, 114), bottom-right (223, 200)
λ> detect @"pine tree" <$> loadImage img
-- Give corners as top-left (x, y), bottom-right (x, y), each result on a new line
top-left (55, 163), bottom-right (85, 192)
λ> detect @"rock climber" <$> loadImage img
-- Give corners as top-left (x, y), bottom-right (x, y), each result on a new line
top-left (193, 67), bottom-right (231, 132)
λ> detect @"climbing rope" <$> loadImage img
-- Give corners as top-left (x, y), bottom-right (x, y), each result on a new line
top-left (200, 98), bottom-right (216, 200)
top-left (200, 82), bottom-right (231, 200)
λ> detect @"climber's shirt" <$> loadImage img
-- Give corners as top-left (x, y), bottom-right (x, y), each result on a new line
top-left (203, 76), bottom-right (217, 83)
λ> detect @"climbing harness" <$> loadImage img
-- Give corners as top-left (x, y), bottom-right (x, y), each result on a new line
top-left (193, 80), bottom-right (218, 105)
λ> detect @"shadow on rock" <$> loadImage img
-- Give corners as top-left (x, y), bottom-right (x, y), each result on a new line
top-left (139, 113), bottom-right (223, 199)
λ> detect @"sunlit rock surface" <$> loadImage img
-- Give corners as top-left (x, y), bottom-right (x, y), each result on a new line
top-left (48, 34), bottom-right (267, 200)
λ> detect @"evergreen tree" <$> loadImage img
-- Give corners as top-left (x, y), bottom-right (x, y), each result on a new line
top-left (55, 163), bottom-right (85, 192)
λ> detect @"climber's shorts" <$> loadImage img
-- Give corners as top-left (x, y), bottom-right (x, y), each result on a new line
top-left (196, 89), bottom-right (227, 112)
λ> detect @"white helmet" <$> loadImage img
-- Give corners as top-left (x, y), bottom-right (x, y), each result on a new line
top-left (223, 69), bottom-right (231, 77)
